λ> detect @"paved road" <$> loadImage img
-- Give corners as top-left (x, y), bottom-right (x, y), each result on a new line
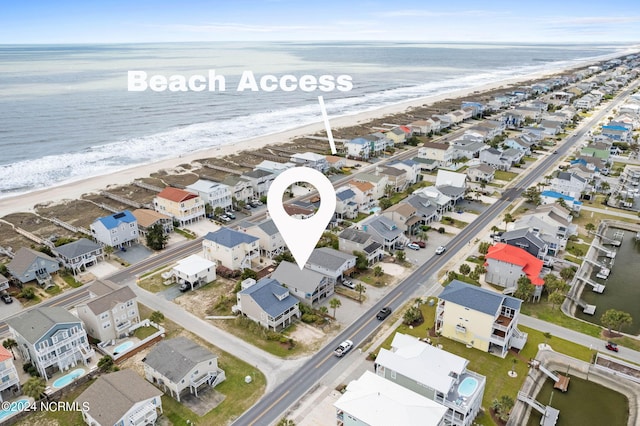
top-left (232, 79), bottom-right (640, 425)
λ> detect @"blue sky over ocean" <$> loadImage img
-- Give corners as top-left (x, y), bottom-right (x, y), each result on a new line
top-left (1, 0), bottom-right (639, 43)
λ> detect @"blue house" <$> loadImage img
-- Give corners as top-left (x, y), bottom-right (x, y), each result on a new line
top-left (601, 125), bottom-right (631, 142)
top-left (236, 278), bottom-right (300, 330)
top-left (90, 210), bottom-right (139, 248)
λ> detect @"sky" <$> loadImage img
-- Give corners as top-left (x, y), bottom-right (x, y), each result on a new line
top-left (1, 0), bottom-right (639, 44)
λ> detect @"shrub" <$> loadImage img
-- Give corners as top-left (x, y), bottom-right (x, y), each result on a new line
top-left (301, 313), bottom-right (318, 323)
top-left (19, 287), bottom-right (36, 300)
top-left (438, 227), bottom-right (445, 234)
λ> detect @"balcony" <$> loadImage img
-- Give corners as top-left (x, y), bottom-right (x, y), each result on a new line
top-left (115, 320), bottom-right (131, 331)
top-left (455, 324), bottom-right (467, 334)
top-left (128, 402), bottom-right (157, 425)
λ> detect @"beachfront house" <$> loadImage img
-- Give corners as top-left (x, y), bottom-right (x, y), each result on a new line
top-left (202, 227), bottom-right (259, 271)
top-left (255, 160), bottom-right (296, 176)
top-left (185, 179), bottom-right (233, 212)
top-left (131, 208), bottom-right (174, 237)
top-left (236, 218), bottom-right (286, 259)
top-left (222, 175), bottom-right (254, 204)
top-left (408, 119), bottom-right (435, 135)
top-left (436, 280), bottom-right (528, 358)
top-left (345, 138), bottom-right (371, 160)
top-left (271, 261), bottom-right (333, 305)
top-left (242, 169), bottom-right (275, 198)
top-left (153, 187), bottom-right (206, 226)
top-left (77, 369), bottom-right (163, 426)
top-left (7, 247), bottom-right (60, 287)
top-left (338, 228), bottom-right (384, 266)
top-left (90, 210), bottom-right (139, 249)
top-left (305, 247), bottom-right (357, 284)
top-left (375, 333), bottom-right (486, 426)
top-left (7, 307), bottom-right (95, 380)
top-left (54, 238), bottom-right (104, 275)
top-left (235, 278), bottom-right (300, 330)
top-left (170, 254), bottom-right (216, 291)
top-left (334, 371), bottom-right (448, 426)
top-left (0, 346), bottom-right (20, 403)
top-left (326, 155), bottom-right (347, 170)
top-left (290, 152), bottom-right (329, 172)
top-left (484, 243), bottom-right (545, 300)
top-left (143, 337), bottom-right (225, 402)
top-left (76, 279), bottom-right (139, 342)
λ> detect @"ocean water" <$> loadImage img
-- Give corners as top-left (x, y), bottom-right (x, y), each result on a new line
top-left (0, 42), bottom-right (630, 198)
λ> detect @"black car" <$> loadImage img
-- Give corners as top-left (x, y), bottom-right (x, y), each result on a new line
top-left (376, 307), bottom-right (392, 320)
top-left (1, 294), bottom-right (13, 304)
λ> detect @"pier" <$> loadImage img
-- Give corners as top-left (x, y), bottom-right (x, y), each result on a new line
top-left (517, 391), bottom-right (560, 426)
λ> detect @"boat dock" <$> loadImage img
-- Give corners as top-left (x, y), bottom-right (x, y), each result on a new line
top-left (517, 391), bottom-right (560, 426)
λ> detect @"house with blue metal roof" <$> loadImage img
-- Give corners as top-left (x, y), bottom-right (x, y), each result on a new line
top-left (540, 190), bottom-right (582, 213)
top-left (236, 278), bottom-right (300, 330)
top-left (436, 280), bottom-right (528, 358)
top-left (203, 227), bottom-right (259, 270)
top-left (90, 210), bottom-right (139, 248)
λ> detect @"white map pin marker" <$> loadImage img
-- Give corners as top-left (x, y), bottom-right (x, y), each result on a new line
top-left (267, 166), bottom-right (336, 270)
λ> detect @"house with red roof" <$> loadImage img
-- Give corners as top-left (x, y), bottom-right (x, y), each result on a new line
top-left (484, 243), bottom-right (545, 301)
top-left (153, 187), bottom-right (205, 226)
top-left (0, 345), bottom-right (20, 402)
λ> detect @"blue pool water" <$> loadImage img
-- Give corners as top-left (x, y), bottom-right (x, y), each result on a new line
top-left (52, 368), bottom-right (85, 388)
top-left (113, 340), bottom-right (134, 354)
top-left (0, 398), bottom-right (30, 420)
top-left (458, 377), bottom-right (479, 397)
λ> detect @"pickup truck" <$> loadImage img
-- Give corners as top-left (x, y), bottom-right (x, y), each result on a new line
top-left (334, 340), bottom-right (353, 357)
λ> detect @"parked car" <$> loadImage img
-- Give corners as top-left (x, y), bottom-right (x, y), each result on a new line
top-left (179, 281), bottom-right (201, 292)
top-left (407, 243), bottom-right (420, 251)
top-left (376, 307), bottom-right (392, 320)
top-left (342, 279), bottom-right (356, 290)
top-left (411, 241), bottom-right (426, 248)
top-left (605, 342), bottom-right (619, 352)
top-left (435, 246), bottom-right (446, 255)
top-left (225, 212), bottom-right (236, 220)
top-left (244, 204), bottom-right (253, 209)
top-left (1, 294), bottom-right (12, 304)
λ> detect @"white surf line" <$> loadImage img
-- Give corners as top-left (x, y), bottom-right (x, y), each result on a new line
top-left (317, 95), bottom-right (337, 155)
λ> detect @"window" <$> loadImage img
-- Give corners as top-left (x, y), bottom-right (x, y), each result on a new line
top-left (103, 322), bottom-right (111, 329)
top-left (390, 370), bottom-right (396, 379)
top-left (100, 313), bottom-right (109, 320)
top-left (129, 310), bottom-right (136, 317)
top-left (126, 300), bottom-right (134, 307)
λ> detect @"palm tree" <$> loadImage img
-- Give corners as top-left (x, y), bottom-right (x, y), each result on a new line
top-left (417, 230), bottom-right (429, 243)
top-left (329, 298), bottom-right (342, 318)
top-left (103, 245), bottom-right (114, 259)
top-left (354, 283), bottom-right (366, 303)
top-left (150, 310), bottom-right (165, 324)
top-left (491, 225), bottom-right (500, 234)
top-left (585, 222), bottom-right (596, 235)
top-left (23, 377), bottom-right (46, 400)
top-left (318, 306), bottom-right (328, 317)
top-left (503, 213), bottom-right (514, 232)
top-left (3, 338), bottom-right (17, 359)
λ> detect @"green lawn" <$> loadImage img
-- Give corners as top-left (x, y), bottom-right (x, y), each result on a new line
top-left (520, 301), bottom-right (601, 337)
top-left (60, 271), bottom-right (83, 288)
top-left (355, 269), bottom-right (392, 287)
top-left (494, 170), bottom-right (519, 181)
top-left (45, 285), bottom-right (62, 296)
top-left (373, 300), bottom-right (592, 426)
top-left (174, 228), bottom-right (197, 240)
top-left (133, 325), bottom-right (158, 340)
top-left (138, 270), bottom-right (174, 293)
top-left (566, 241), bottom-right (590, 257)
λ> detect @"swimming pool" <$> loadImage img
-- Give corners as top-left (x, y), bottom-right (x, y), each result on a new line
top-left (52, 368), bottom-right (85, 388)
top-left (0, 398), bottom-right (30, 420)
top-left (457, 377), bottom-right (479, 397)
top-left (113, 340), bottom-right (134, 354)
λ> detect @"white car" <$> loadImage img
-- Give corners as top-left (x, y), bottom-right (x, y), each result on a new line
top-left (406, 243), bottom-right (420, 250)
top-left (435, 246), bottom-right (446, 255)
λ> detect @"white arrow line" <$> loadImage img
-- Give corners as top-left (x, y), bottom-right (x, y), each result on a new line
top-left (317, 95), bottom-right (337, 155)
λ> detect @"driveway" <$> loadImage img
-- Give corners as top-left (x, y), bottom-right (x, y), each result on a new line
top-left (117, 243), bottom-right (153, 264)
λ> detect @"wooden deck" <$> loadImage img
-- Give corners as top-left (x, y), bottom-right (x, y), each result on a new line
top-left (554, 374), bottom-right (570, 392)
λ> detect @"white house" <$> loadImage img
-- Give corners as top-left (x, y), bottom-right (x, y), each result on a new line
top-left (171, 254), bottom-right (216, 291)
top-left (290, 152), bottom-right (328, 172)
top-left (236, 218), bottom-right (286, 259)
top-left (185, 179), bottom-right (232, 212)
top-left (203, 227), bottom-right (259, 271)
top-left (0, 347), bottom-right (19, 403)
top-left (418, 143), bottom-right (454, 167)
top-left (90, 210), bottom-right (138, 248)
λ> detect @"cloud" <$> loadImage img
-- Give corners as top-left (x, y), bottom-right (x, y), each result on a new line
top-left (374, 9), bottom-right (510, 18)
top-left (548, 16), bottom-right (640, 26)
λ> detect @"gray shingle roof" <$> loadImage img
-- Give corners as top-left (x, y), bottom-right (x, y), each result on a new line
top-left (7, 247), bottom-right (57, 276)
top-left (500, 228), bottom-right (546, 249)
top-left (76, 369), bottom-right (162, 426)
top-left (437, 185), bottom-right (466, 198)
top-left (82, 284), bottom-right (136, 315)
top-left (339, 228), bottom-right (371, 245)
top-left (240, 278), bottom-right (298, 317)
top-left (257, 219), bottom-right (279, 236)
top-left (243, 169), bottom-right (273, 179)
top-left (362, 216), bottom-right (402, 240)
top-left (439, 280), bottom-right (521, 316)
top-left (54, 238), bottom-right (101, 260)
top-left (271, 261), bottom-right (326, 293)
top-left (204, 227), bottom-right (258, 248)
top-left (143, 337), bottom-right (217, 383)
top-left (307, 247), bottom-right (355, 271)
top-left (7, 307), bottom-right (81, 344)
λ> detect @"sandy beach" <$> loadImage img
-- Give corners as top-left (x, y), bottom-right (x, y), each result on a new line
top-left (0, 50), bottom-right (632, 219)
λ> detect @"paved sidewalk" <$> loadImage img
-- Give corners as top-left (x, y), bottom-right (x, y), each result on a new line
top-left (580, 205), bottom-right (640, 220)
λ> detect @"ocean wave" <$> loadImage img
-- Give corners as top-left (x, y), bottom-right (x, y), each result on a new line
top-left (0, 49), bottom-right (623, 199)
